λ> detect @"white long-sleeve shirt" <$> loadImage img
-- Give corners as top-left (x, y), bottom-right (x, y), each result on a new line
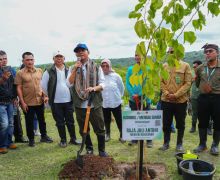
top-left (66, 63), bottom-right (105, 108)
top-left (102, 72), bottom-right (124, 108)
top-left (41, 66), bottom-right (71, 103)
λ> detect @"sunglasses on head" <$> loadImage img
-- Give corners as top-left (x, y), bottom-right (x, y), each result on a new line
top-left (204, 49), bottom-right (214, 54)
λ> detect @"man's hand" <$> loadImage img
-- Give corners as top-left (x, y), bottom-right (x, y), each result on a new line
top-left (73, 61), bottom-right (82, 72)
top-left (20, 102), bottom-right (28, 113)
top-left (13, 99), bottom-right (19, 107)
top-left (2, 71), bottom-right (11, 81)
top-left (202, 83), bottom-right (212, 93)
top-left (43, 96), bottom-right (49, 104)
top-left (85, 87), bottom-right (96, 93)
top-left (167, 94), bottom-right (176, 102)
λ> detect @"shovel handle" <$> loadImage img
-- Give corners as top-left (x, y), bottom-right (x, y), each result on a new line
top-left (83, 106), bottom-right (91, 133)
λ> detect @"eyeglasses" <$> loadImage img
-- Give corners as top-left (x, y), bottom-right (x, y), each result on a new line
top-left (204, 49), bottom-right (214, 54)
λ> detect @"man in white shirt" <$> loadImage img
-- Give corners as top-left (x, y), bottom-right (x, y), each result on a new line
top-left (41, 51), bottom-right (81, 147)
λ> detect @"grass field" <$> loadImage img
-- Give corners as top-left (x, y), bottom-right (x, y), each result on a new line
top-left (0, 110), bottom-right (220, 180)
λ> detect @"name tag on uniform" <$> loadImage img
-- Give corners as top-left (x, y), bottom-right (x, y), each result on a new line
top-left (176, 76), bottom-right (181, 84)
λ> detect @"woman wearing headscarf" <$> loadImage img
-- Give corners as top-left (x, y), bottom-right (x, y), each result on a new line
top-left (101, 59), bottom-right (125, 143)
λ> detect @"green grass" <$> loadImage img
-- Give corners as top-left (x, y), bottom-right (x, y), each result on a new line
top-left (0, 111), bottom-right (219, 180)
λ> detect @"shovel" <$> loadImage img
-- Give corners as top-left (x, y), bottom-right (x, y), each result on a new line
top-left (76, 92), bottom-right (94, 168)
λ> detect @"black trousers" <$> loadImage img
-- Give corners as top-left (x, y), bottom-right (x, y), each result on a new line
top-left (103, 104), bottom-right (122, 137)
top-left (198, 94), bottom-right (220, 131)
top-left (161, 101), bottom-right (187, 133)
top-left (75, 106), bottom-right (105, 150)
top-left (51, 102), bottom-right (76, 140)
top-left (24, 104), bottom-right (47, 140)
top-left (13, 108), bottom-right (24, 140)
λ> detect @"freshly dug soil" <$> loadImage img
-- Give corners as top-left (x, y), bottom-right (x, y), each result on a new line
top-left (58, 155), bottom-right (166, 180)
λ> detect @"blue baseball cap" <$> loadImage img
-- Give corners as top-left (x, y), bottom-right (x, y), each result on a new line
top-left (73, 43), bottom-right (89, 52)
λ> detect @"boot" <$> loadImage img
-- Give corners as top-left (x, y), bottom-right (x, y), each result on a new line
top-left (194, 128), bottom-right (208, 153)
top-left (159, 131), bottom-right (170, 151)
top-left (176, 130), bottom-right (184, 152)
top-left (57, 126), bottom-right (67, 142)
top-left (210, 130), bottom-right (220, 156)
top-left (97, 135), bottom-right (108, 157)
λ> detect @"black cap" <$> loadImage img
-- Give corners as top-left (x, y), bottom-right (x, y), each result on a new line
top-left (202, 43), bottom-right (219, 52)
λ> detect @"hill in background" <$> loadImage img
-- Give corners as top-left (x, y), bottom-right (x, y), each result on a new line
top-left (33, 50), bottom-right (205, 70)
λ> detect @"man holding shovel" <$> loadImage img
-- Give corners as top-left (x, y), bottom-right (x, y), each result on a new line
top-left (67, 43), bottom-right (108, 157)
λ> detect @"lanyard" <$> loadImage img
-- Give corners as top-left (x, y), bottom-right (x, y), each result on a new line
top-left (206, 67), bottom-right (216, 82)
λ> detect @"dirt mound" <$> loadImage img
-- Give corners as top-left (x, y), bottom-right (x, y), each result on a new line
top-left (58, 155), bottom-right (166, 180)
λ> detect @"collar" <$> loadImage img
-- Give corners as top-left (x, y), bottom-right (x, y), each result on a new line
top-left (23, 67), bottom-right (37, 73)
top-left (204, 59), bottom-right (220, 68)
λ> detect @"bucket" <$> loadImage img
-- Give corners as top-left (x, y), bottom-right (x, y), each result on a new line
top-left (175, 151), bottom-right (198, 175)
top-left (175, 152), bottom-right (185, 175)
top-left (179, 159), bottom-right (216, 180)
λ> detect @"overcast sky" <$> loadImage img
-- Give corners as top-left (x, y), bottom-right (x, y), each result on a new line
top-left (0, 0), bottom-right (219, 66)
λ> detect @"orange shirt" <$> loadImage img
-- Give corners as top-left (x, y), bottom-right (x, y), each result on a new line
top-left (15, 67), bottom-right (43, 106)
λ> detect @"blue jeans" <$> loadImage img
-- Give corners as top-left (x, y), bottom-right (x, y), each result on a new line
top-left (0, 103), bottom-right (14, 148)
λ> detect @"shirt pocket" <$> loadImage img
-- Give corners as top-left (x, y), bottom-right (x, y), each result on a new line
top-left (175, 69), bottom-right (185, 85)
top-left (212, 70), bottom-right (220, 88)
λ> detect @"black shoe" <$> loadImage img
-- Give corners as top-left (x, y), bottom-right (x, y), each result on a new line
top-left (193, 144), bottom-right (207, 153)
top-left (105, 134), bottom-right (110, 142)
top-left (210, 144), bottom-right (219, 156)
top-left (99, 151), bottom-right (108, 157)
top-left (86, 149), bottom-right (94, 155)
top-left (59, 141), bottom-right (67, 148)
top-left (146, 140), bottom-right (153, 148)
top-left (189, 127), bottom-right (196, 133)
top-left (40, 135), bottom-right (53, 143)
top-left (69, 138), bottom-right (81, 145)
top-left (176, 144), bottom-right (184, 152)
top-left (15, 137), bottom-right (29, 143)
top-left (159, 143), bottom-right (169, 151)
top-left (28, 139), bottom-right (35, 147)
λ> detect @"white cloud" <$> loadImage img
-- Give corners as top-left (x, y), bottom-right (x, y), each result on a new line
top-left (0, 0), bottom-right (219, 66)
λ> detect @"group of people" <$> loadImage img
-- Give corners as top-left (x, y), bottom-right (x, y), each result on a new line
top-left (0, 43), bottom-right (219, 157)
top-left (159, 44), bottom-right (220, 156)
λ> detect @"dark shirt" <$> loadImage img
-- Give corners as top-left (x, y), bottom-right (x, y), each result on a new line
top-left (0, 67), bottom-right (17, 103)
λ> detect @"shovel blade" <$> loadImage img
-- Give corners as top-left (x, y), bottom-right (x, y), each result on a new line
top-left (76, 153), bottom-right (83, 169)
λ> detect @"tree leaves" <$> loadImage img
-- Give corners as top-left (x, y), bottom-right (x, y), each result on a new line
top-left (129, 0), bottom-right (219, 101)
top-left (208, 2), bottom-right (220, 16)
top-left (184, 31), bottom-right (196, 44)
top-left (134, 20), bottom-right (148, 38)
